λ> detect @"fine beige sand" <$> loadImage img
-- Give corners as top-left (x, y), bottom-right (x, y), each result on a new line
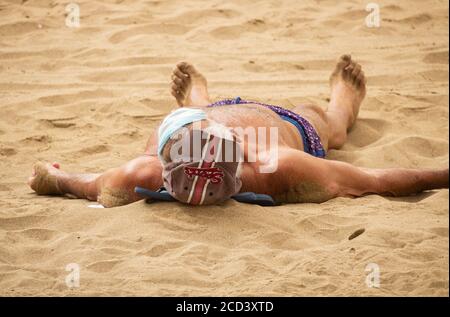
top-left (0, 0), bottom-right (448, 296)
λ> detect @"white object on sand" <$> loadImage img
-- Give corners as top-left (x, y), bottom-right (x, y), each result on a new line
top-left (88, 204), bottom-right (105, 209)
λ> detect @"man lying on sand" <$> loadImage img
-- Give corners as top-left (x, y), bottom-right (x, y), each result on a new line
top-left (28, 55), bottom-right (449, 207)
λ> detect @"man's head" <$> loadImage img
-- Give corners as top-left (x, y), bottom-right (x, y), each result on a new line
top-left (158, 108), bottom-right (242, 205)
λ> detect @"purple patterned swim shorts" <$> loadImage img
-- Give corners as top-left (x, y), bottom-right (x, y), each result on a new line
top-left (207, 97), bottom-right (326, 158)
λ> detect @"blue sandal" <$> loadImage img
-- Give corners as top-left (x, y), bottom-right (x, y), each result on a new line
top-left (135, 187), bottom-right (275, 207)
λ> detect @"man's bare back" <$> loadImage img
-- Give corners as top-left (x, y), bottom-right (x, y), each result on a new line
top-left (28, 55), bottom-right (449, 207)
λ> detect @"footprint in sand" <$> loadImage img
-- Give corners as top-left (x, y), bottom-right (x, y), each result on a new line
top-left (0, 147), bottom-right (17, 157)
top-left (346, 118), bottom-right (387, 148)
top-left (423, 51), bottom-right (449, 64)
top-left (209, 19), bottom-right (269, 40)
top-left (87, 260), bottom-right (121, 273)
top-left (108, 24), bottom-right (188, 44)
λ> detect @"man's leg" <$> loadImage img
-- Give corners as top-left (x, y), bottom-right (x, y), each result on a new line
top-left (170, 62), bottom-right (211, 107)
top-left (144, 62), bottom-right (212, 155)
top-left (28, 155), bottom-right (163, 207)
top-left (326, 54), bottom-right (366, 148)
top-left (292, 54), bottom-right (366, 151)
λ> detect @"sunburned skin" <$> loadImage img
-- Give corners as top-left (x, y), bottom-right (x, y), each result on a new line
top-left (206, 105), bottom-right (304, 151)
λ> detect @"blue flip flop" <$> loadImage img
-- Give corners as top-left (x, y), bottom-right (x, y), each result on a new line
top-left (135, 187), bottom-right (276, 206)
top-left (232, 192), bottom-right (276, 206)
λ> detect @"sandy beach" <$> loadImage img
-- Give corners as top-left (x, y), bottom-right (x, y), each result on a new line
top-left (0, 0), bottom-right (448, 296)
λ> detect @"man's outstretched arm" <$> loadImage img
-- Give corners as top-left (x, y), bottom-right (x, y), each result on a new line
top-left (247, 148), bottom-right (449, 203)
top-left (29, 155), bottom-right (163, 207)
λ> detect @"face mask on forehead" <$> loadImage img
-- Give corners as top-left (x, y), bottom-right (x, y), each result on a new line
top-left (158, 108), bottom-right (207, 161)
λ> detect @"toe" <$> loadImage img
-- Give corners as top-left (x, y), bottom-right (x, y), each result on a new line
top-left (332, 54), bottom-right (352, 78)
top-left (176, 61), bottom-right (188, 68)
top-left (52, 162), bottom-right (60, 169)
top-left (171, 83), bottom-right (179, 92)
top-left (353, 70), bottom-right (365, 87)
top-left (345, 61), bottom-right (356, 71)
top-left (351, 64), bottom-right (362, 84)
top-left (171, 90), bottom-right (185, 106)
top-left (177, 61), bottom-right (197, 75)
top-left (338, 54), bottom-right (352, 68)
top-left (173, 77), bottom-right (184, 87)
top-left (351, 64), bottom-right (361, 76)
top-left (173, 67), bottom-right (187, 79)
top-left (357, 71), bottom-right (367, 87)
top-left (171, 83), bottom-right (185, 97)
top-left (174, 87), bottom-right (186, 100)
top-left (343, 63), bottom-right (354, 80)
top-left (340, 54), bottom-right (351, 62)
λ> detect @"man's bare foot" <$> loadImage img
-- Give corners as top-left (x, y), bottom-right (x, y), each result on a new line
top-left (170, 62), bottom-right (211, 107)
top-left (28, 162), bottom-right (66, 195)
top-left (329, 54), bottom-right (366, 129)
